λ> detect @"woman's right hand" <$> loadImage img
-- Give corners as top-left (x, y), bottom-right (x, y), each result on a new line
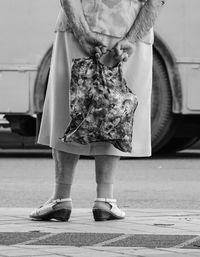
top-left (78, 30), bottom-right (107, 57)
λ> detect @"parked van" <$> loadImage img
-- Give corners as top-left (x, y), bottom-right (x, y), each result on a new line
top-left (0, 0), bottom-right (200, 153)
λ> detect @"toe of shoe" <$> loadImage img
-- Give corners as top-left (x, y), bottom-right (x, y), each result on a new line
top-left (111, 206), bottom-right (125, 219)
top-left (29, 210), bottom-right (38, 218)
top-left (120, 210), bottom-right (126, 218)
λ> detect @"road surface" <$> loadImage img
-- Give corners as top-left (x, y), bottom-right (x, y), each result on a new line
top-left (0, 149), bottom-right (200, 209)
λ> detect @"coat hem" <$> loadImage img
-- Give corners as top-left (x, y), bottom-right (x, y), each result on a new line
top-left (37, 137), bottom-right (152, 158)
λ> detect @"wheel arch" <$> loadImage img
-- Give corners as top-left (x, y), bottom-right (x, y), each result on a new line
top-left (33, 45), bottom-right (53, 113)
top-left (153, 33), bottom-right (182, 113)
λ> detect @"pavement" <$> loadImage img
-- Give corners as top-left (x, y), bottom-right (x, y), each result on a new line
top-left (0, 209), bottom-right (200, 256)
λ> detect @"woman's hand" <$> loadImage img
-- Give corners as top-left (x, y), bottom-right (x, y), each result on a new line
top-left (113, 39), bottom-right (136, 62)
top-left (79, 30), bottom-right (107, 56)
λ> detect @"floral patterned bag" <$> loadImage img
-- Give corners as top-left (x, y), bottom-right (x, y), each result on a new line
top-left (60, 55), bottom-right (138, 152)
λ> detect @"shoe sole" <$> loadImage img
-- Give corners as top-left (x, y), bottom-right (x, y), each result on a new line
top-left (30, 209), bottom-right (71, 222)
top-left (93, 209), bottom-right (124, 221)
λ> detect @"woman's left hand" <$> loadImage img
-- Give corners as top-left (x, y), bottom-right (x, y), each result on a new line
top-left (113, 39), bottom-right (136, 62)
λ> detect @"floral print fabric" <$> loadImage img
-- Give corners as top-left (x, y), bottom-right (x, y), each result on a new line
top-left (60, 56), bottom-right (138, 153)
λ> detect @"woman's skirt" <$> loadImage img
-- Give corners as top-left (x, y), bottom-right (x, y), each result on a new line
top-left (37, 31), bottom-right (153, 157)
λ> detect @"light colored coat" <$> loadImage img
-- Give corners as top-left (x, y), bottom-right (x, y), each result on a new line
top-left (38, 0), bottom-right (153, 156)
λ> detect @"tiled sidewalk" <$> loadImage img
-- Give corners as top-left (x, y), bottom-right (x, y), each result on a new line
top-left (0, 208), bottom-right (200, 256)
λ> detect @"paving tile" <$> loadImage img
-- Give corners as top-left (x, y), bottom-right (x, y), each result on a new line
top-left (0, 232), bottom-right (48, 245)
top-left (28, 253), bottom-right (61, 256)
top-left (161, 248), bottom-right (200, 256)
top-left (61, 224), bottom-right (134, 234)
top-left (40, 222), bottom-right (128, 234)
top-left (88, 246), bottom-right (162, 255)
top-left (40, 246), bottom-right (131, 257)
top-left (0, 208), bottom-right (32, 217)
top-left (1, 208), bottom-right (200, 256)
top-left (116, 223), bottom-right (188, 235)
top-left (28, 233), bottom-right (123, 247)
top-left (0, 217), bottom-right (23, 222)
top-left (0, 224), bottom-right (45, 233)
top-left (182, 238), bottom-right (200, 249)
top-left (189, 253), bottom-right (200, 257)
top-left (171, 224), bottom-right (200, 233)
top-left (0, 248), bottom-right (49, 257)
top-left (104, 234), bottom-right (196, 248)
top-left (3, 255), bottom-right (64, 257)
top-left (0, 246), bottom-right (21, 252)
top-left (140, 254), bottom-right (193, 257)
top-left (89, 247), bottom-right (200, 256)
top-left (105, 248), bottom-right (191, 256)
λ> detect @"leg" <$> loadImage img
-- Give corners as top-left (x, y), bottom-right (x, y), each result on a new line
top-left (30, 149), bottom-right (79, 221)
top-left (51, 148), bottom-right (80, 200)
top-left (95, 155), bottom-right (120, 199)
top-left (93, 155), bottom-right (125, 221)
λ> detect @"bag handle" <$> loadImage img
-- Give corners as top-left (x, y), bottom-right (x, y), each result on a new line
top-left (94, 50), bottom-right (124, 85)
top-left (94, 49), bottom-right (122, 68)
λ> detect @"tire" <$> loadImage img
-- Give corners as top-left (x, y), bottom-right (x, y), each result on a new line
top-left (159, 137), bottom-right (199, 153)
top-left (151, 51), bottom-right (178, 153)
top-left (5, 115), bottom-right (36, 137)
top-left (151, 51), bottom-right (200, 154)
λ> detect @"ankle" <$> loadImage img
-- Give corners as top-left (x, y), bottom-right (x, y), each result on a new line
top-left (53, 183), bottom-right (72, 200)
top-left (96, 183), bottom-right (114, 199)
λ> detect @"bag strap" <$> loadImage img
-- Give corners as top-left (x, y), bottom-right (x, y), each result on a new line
top-left (95, 49), bottom-right (121, 67)
top-left (94, 50), bottom-right (123, 85)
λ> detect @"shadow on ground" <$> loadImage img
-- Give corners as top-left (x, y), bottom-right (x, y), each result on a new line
top-left (0, 149), bottom-right (200, 160)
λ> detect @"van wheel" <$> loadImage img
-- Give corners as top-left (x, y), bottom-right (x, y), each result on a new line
top-left (159, 137), bottom-right (199, 153)
top-left (151, 51), bottom-right (179, 153)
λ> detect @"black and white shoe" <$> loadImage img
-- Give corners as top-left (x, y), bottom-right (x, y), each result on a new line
top-left (29, 198), bottom-right (72, 222)
top-left (93, 198), bottom-right (125, 221)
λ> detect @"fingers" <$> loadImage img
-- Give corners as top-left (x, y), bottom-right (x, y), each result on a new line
top-left (113, 40), bottom-right (136, 62)
top-left (101, 46), bottom-right (107, 54)
top-left (121, 52), bottom-right (129, 62)
top-left (115, 52), bottom-right (129, 62)
top-left (80, 31), bottom-right (108, 57)
top-left (79, 37), bottom-right (106, 56)
top-left (115, 43), bottom-right (123, 59)
top-left (94, 45), bottom-right (107, 59)
top-left (114, 44), bottom-right (129, 62)
top-left (85, 36), bottom-right (107, 57)
top-left (114, 44), bottom-right (128, 62)
top-left (121, 41), bottom-right (135, 52)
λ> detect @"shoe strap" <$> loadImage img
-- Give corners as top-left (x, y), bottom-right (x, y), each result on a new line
top-left (94, 198), bottom-right (125, 218)
top-left (95, 198), bottom-right (117, 204)
top-left (52, 198), bottom-right (72, 204)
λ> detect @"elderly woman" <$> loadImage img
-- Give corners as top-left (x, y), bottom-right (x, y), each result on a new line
top-left (30, 0), bottom-right (164, 222)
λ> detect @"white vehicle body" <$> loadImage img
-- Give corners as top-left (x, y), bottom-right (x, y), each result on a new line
top-left (0, 0), bottom-right (200, 152)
